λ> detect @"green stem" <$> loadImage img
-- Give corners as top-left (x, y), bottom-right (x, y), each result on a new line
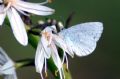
top-left (15, 59), bottom-right (34, 69)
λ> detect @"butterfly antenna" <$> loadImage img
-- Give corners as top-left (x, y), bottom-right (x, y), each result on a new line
top-left (65, 12), bottom-right (75, 28)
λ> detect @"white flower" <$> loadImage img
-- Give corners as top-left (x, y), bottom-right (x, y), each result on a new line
top-left (0, 47), bottom-right (17, 79)
top-left (0, 0), bottom-right (54, 46)
top-left (35, 25), bottom-right (69, 79)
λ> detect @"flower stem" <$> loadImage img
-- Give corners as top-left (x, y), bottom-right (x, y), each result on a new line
top-left (15, 59), bottom-right (34, 69)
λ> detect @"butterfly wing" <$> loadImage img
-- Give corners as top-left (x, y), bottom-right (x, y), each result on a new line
top-left (59, 22), bottom-right (103, 57)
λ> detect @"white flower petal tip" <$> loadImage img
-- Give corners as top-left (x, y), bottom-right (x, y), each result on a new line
top-left (14, 29), bottom-right (28, 46)
top-left (37, 6), bottom-right (55, 15)
top-left (16, 31), bottom-right (28, 46)
top-left (47, 8), bottom-right (55, 15)
top-left (18, 37), bottom-right (28, 46)
top-left (15, 1), bottom-right (55, 16)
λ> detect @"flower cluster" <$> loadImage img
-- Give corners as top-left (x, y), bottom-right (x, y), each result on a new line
top-left (0, 0), bottom-right (103, 79)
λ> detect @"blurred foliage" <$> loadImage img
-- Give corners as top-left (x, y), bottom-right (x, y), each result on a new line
top-left (0, 0), bottom-right (120, 79)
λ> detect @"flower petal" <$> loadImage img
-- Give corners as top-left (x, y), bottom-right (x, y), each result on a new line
top-left (0, 47), bottom-right (12, 65)
top-left (41, 35), bottom-right (51, 58)
top-left (15, 1), bottom-right (55, 16)
top-left (0, 13), bottom-right (6, 26)
top-left (4, 73), bottom-right (17, 79)
top-left (58, 69), bottom-right (63, 79)
top-left (0, 0), bottom-right (3, 3)
top-left (7, 8), bottom-right (28, 46)
top-left (0, 47), bottom-right (17, 79)
top-left (50, 42), bottom-right (62, 69)
top-left (35, 41), bottom-right (45, 73)
top-left (0, 5), bottom-right (6, 25)
top-left (1, 60), bottom-right (15, 75)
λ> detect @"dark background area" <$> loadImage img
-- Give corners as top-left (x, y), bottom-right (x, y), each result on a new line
top-left (0, 0), bottom-right (120, 79)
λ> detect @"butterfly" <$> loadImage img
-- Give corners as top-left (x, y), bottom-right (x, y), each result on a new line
top-left (35, 22), bottom-right (103, 79)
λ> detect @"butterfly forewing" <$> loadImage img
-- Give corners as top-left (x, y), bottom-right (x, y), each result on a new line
top-left (59, 22), bottom-right (103, 56)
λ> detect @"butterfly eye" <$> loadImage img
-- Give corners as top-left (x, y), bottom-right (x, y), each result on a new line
top-left (52, 30), bottom-right (57, 34)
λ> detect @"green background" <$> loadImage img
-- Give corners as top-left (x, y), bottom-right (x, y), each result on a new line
top-left (0, 0), bottom-right (120, 79)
